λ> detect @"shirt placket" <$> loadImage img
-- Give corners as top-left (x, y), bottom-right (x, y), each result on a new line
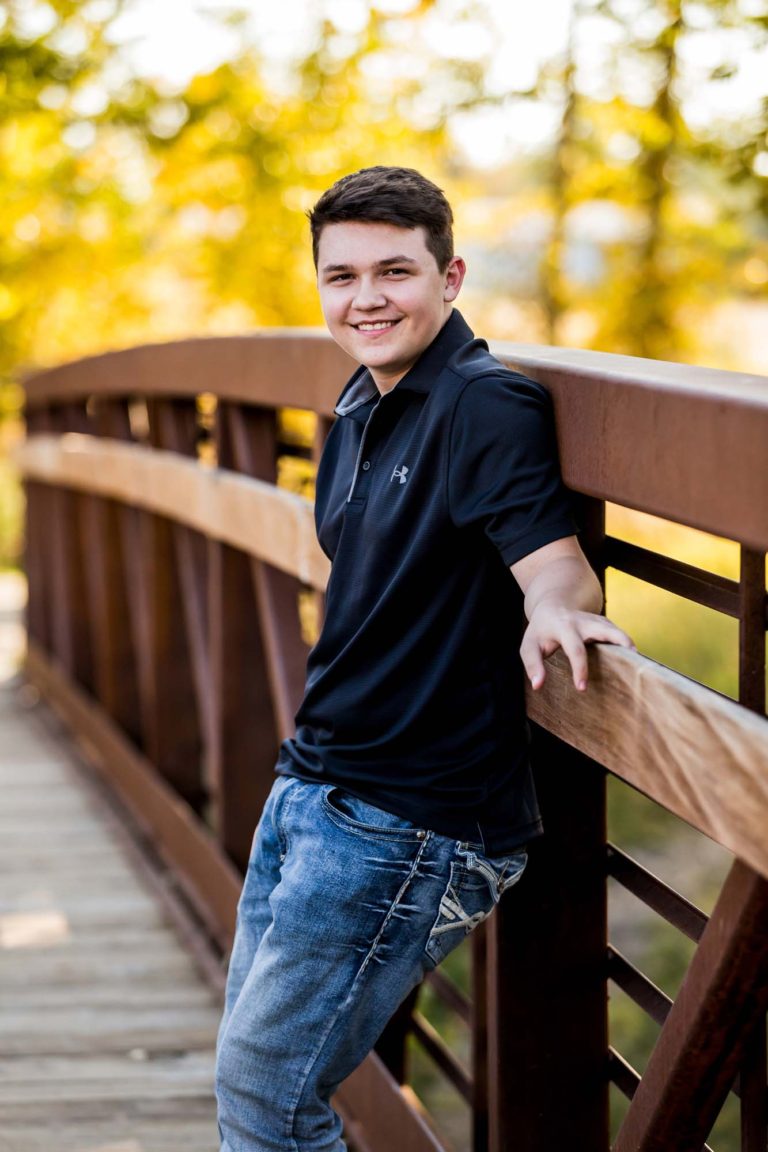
top-left (346, 399), bottom-right (382, 502)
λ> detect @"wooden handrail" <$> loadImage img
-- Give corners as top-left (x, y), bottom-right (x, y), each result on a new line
top-left (527, 646), bottom-right (768, 880)
top-left (22, 331), bottom-right (768, 549)
top-left (15, 433), bottom-right (328, 590)
top-left (22, 330), bottom-right (354, 416)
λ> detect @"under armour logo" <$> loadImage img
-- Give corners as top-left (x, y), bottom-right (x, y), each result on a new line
top-left (391, 464), bottom-right (409, 485)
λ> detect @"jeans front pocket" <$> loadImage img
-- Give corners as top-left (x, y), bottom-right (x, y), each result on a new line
top-left (321, 786), bottom-right (427, 843)
top-left (424, 844), bottom-right (528, 968)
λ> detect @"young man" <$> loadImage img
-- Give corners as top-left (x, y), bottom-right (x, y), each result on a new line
top-left (215, 166), bottom-right (634, 1152)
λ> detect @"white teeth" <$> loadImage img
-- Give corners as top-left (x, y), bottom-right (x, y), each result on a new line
top-left (356, 321), bottom-right (395, 331)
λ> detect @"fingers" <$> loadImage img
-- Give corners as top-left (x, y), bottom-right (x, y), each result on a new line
top-left (519, 629), bottom-right (547, 691)
top-left (521, 620), bottom-right (589, 692)
top-left (578, 617), bottom-right (636, 651)
top-left (520, 611), bottom-right (638, 693)
top-left (559, 629), bottom-right (589, 691)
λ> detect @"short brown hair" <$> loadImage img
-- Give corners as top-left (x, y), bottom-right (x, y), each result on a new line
top-left (309, 166), bottom-right (454, 272)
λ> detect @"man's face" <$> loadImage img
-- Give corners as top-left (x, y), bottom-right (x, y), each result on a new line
top-left (316, 221), bottom-right (465, 394)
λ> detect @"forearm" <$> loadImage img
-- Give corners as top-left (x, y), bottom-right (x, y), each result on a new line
top-left (523, 555), bottom-right (603, 623)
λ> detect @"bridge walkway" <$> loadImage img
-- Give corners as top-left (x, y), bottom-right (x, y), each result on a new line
top-left (0, 653), bottom-right (222, 1152)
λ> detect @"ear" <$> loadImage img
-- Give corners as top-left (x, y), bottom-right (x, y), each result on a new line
top-left (443, 256), bottom-right (466, 302)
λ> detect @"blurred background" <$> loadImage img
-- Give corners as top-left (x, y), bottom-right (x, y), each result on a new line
top-left (1, 1), bottom-right (766, 1147)
top-left (1, 0), bottom-right (767, 569)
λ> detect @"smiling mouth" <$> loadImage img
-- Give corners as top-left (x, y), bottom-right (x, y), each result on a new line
top-left (353, 320), bottom-right (401, 332)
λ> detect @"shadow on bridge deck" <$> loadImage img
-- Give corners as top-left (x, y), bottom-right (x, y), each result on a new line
top-left (0, 588), bottom-right (223, 1151)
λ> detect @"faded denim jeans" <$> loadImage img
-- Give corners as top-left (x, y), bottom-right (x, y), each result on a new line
top-left (215, 776), bottom-right (527, 1152)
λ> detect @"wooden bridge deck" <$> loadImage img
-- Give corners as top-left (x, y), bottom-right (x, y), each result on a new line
top-left (0, 665), bottom-right (222, 1151)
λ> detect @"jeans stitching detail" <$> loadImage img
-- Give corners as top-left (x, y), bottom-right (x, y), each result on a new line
top-left (358, 833), bottom-right (430, 976)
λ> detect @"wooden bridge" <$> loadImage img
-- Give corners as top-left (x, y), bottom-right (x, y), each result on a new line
top-left (3, 331), bottom-right (767, 1151)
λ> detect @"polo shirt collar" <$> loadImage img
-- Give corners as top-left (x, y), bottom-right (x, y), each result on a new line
top-left (334, 309), bottom-right (476, 421)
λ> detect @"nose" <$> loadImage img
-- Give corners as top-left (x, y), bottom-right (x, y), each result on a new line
top-left (352, 276), bottom-right (386, 311)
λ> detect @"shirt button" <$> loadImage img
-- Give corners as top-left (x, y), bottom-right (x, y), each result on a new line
top-left (361, 460), bottom-right (371, 471)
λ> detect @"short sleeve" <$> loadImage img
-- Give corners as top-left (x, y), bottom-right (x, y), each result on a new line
top-left (447, 371), bottom-right (578, 566)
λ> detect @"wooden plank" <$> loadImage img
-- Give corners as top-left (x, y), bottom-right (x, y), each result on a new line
top-left (0, 793), bottom-right (103, 816)
top-left (0, 1119), bottom-right (217, 1147)
top-left (0, 1117), bottom-right (219, 1152)
top-left (0, 755), bottom-right (78, 780)
top-left (1, 853), bottom-right (134, 879)
top-left (2, 866), bottom-right (137, 894)
top-left (526, 645), bottom-right (768, 880)
top-left (15, 433), bottom-right (329, 590)
top-left (0, 1096), bottom-right (217, 1123)
top-left (0, 893), bottom-right (163, 928)
top-left (0, 1051), bottom-right (215, 1103)
top-left (0, 1005), bottom-right (220, 1056)
top-left (0, 821), bottom-right (122, 848)
top-left (6, 985), bottom-right (215, 1011)
top-left (0, 923), bottom-right (191, 953)
top-left (0, 946), bottom-right (200, 988)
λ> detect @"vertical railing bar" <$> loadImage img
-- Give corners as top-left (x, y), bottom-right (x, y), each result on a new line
top-left (737, 544), bottom-right (767, 1151)
top-left (738, 546), bottom-right (767, 715)
top-left (208, 400), bottom-right (283, 872)
top-left (124, 397), bottom-right (203, 809)
top-left (23, 405), bottom-right (53, 653)
top-left (48, 401), bottom-right (94, 690)
top-left (226, 401), bottom-right (308, 740)
top-left (80, 398), bottom-right (141, 742)
top-left (153, 398), bottom-right (213, 755)
top-left (471, 925), bottom-right (489, 1152)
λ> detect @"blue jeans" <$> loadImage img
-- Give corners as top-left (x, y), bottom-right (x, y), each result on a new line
top-left (215, 776), bottom-right (527, 1151)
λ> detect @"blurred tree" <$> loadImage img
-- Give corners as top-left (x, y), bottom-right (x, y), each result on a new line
top-left (140, 0), bottom-right (488, 331)
top-left (4, 0), bottom-right (765, 379)
top-left (529, 0), bottom-right (768, 359)
top-left (0, 0), bottom-right (165, 384)
top-left (539, 0), bottom-right (581, 344)
top-left (0, 0), bottom-right (494, 387)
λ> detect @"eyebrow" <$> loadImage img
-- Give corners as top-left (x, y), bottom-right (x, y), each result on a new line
top-left (320, 255), bottom-right (420, 274)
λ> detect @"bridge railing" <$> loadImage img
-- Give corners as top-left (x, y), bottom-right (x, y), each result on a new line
top-left (17, 332), bottom-right (768, 1152)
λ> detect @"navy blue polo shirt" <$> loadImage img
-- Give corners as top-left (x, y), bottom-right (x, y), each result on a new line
top-left (277, 309), bottom-right (577, 853)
